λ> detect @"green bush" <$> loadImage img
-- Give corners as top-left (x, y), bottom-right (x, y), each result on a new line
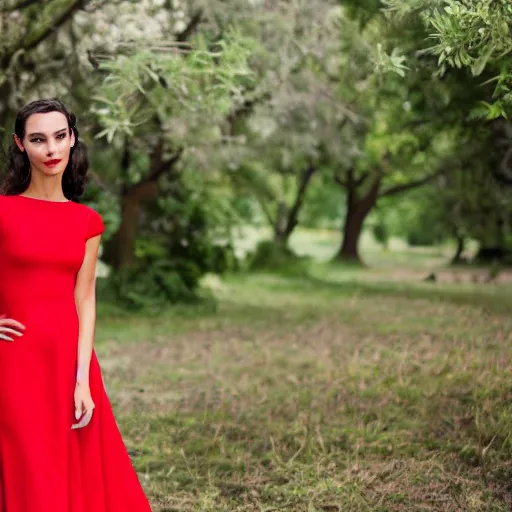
top-left (249, 240), bottom-right (309, 276)
top-left (99, 259), bottom-right (207, 311)
top-left (405, 210), bottom-right (447, 247)
top-left (210, 243), bottom-right (239, 274)
top-left (372, 221), bottom-right (389, 247)
top-left (99, 168), bottom-right (246, 310)
top-left (406, 229), bottom-right (442, 247)
top-left (101, 239), bottom-right (237, 310)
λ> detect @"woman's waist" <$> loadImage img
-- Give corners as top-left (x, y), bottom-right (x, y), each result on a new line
top-left (0, 299), bottom-right (78, 324)
top-left (0, 293), bottom-right (76, 306)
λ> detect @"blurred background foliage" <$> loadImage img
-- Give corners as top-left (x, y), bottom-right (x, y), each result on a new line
top-left (1, 0), bottom-right (511, 308)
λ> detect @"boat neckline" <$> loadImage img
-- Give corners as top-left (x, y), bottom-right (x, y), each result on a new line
top-left (12, 195), bottom-right (72, 204)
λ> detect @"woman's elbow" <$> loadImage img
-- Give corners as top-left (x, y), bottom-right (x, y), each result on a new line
top-left (75, 285), bottom-right (96, 308)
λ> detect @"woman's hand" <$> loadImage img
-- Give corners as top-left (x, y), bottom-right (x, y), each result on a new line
top-left (0, 314), bottom-right (25, 341)
top-left (71, 381), bottom-right (95, 429)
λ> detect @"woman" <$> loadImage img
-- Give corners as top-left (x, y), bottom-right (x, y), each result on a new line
top-left (0, 99), bottom-right (152, 511)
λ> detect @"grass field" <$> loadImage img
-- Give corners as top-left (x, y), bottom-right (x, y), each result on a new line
top-left (95, 232), bottom-right (512, 511)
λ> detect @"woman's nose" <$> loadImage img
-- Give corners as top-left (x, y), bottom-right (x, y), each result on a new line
top-left (46, 141), bottom-right (56, 155)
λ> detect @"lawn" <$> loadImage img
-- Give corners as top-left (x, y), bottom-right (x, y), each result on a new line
top-left (95, 234), bottom-right (512, 511)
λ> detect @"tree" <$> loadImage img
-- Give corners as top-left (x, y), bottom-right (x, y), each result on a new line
top-left (321, 5), bottom-right (465, 263)
top-left (92, 31), bottom-right (255, 269)
top-left (205, 0), bottom-right (342, 249)
top-left (385, 0), bottom-right (512, 116)
top-left (384, 0), bottom-right (512, 258)
top-left (384, 0), bottom-right (512, 183)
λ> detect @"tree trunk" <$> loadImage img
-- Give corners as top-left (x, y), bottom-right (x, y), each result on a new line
top-left (102, 180), bottom-right (159, 269)
top-left (272, 164), bottom-right (317, 248)
top-left (337, 207), bottom-right (370, 262)
top-left (273, 229), bottom-right (291, 248)
top-left (451, 235), bottom-right (465, 265)
top-left (273, 201), bottom-right (289, 245)
top-left (335, 175), bottom-right (381, 264)
top-left (102, 141), bottom-right (183, 270)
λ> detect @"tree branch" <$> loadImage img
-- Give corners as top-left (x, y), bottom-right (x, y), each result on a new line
top-left (176, 9), bottom-right (203, 43)
top-left (146, 147), bottom-right (184, 182)
top-left (225, 91), bottom-right (272, 135)
top-left (334, 166), bottom-right (357, 190)
top-left (359, 175), bottom-right (382, 210)
top-left (2, 1), bottom-right (88, 69)
top-left (355, 171), bottom-right (369, 187)
top-left (259, 198), bottom-right (276, 228)
top-left (23, 0), bottom-right (87, 53)
top-left (334, 173), bottom-right (348, 188)
top-left (380, 169), bottom-right (444, 197)
top-left (283, 163), bottom-right (317, 236)
top-left (0, 0), bottom-right (40, 12)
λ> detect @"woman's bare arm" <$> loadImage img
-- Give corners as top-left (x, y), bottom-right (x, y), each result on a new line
top-left (74, 234), bottom-right (102, 385)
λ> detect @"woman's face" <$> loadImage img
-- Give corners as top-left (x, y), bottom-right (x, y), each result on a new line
top-left (14, 111), bottom-right (76, 178)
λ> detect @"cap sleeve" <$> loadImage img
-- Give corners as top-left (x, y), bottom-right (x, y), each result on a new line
top-left (86, 208), bottom-right (105, 240)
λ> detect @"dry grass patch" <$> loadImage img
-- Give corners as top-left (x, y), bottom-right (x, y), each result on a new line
top-left (95, 274), bottom-right (512, 511)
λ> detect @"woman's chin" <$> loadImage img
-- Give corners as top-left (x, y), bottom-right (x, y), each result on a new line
top-left (39, 166), bottom-right (65, 177)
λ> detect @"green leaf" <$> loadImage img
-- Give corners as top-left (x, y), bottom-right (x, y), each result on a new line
top-left (471, 46), bottom-right (495, 76)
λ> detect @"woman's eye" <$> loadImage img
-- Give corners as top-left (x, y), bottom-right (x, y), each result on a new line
top-left (29, 134), bottom-right (66, 143)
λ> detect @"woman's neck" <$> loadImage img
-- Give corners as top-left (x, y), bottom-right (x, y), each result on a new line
top-left (22, 175), bottom-right (66, 202)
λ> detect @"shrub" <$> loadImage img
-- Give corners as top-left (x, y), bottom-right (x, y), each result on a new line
top-left (249, 240), bottom-right (309, 276)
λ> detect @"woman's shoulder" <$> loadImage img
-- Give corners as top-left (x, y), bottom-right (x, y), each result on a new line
top-left (75, 201), bottom-right (102, 214)
top-left (0, 194), bottom-right (28, 210)
top-left (76, 202), bottom-right (105, 239)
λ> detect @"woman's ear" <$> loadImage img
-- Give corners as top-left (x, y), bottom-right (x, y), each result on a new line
top-left (70, 128), bottom-right (76, 148)
top-left (13, 134), bottom-right (24, 152)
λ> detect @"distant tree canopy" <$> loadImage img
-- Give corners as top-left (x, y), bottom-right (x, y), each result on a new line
top-left (382, 0), bottom-right (512, 260)
top-left (1, 0), bottom-right (512, 306)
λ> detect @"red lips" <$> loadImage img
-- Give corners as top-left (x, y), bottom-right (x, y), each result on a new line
top-left (44, 159), bottom-right (62, 167)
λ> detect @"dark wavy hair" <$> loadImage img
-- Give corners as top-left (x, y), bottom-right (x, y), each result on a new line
top-left (0, 99), bottom-right (88, 201)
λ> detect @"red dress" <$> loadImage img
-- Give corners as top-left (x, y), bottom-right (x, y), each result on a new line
top-left (0, 195), bottom-right (152, 511)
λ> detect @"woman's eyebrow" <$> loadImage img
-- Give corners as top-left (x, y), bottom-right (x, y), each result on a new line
top-left (27, 127), bottom-right (68, 137)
